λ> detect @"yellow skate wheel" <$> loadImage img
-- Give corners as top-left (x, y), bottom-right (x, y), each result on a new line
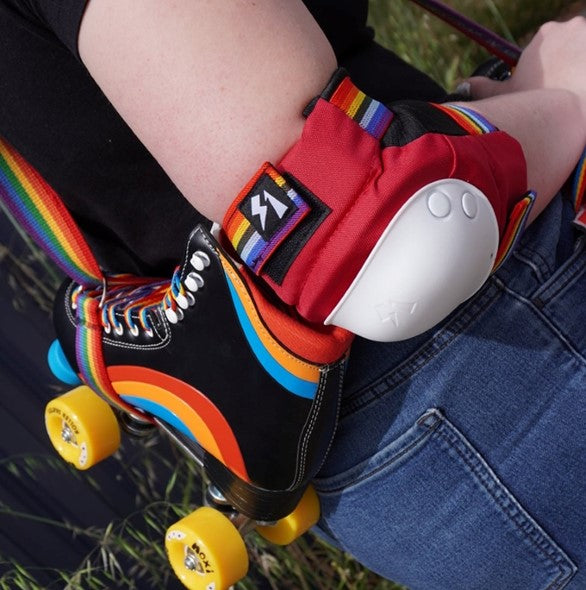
top-left (256, 485), bottom-right (320, 545)
top-left (166, 507), bottom-right (248, 590)
top-left (45, 385), bottom-right (121, 470)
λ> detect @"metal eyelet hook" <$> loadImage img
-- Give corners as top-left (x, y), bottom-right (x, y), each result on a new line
top-left (71, 283), bottom-right (85, 310)
top-left (98, 276), bottom-right (108, 309)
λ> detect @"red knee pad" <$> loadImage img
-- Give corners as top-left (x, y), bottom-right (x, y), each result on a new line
top-left (223, 69), bottom-right (533, 340)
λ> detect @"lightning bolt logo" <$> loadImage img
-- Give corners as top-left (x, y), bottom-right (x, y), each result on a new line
top-left (250, 190), bottom-right (289, 231)
top-left (251, 192), bottom-right (269, 231)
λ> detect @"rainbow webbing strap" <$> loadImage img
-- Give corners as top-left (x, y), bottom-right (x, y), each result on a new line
top-left (572, 149), bottom-right (586, 213)
top-left (0, 138), bottom-right (102, 287)
top-left (328, 75), bottom-right (394, 140)
top-left (0, 137), bottom-right (136, 414)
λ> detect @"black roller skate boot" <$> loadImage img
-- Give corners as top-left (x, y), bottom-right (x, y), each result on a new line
top-left (48, 223), bottom-right (352, 522)
top-left (0, 135), bottom-right (351, 590)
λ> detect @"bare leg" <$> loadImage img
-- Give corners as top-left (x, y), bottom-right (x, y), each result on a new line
top-left (455, 89), bottom-right (584, 222)
top-left (78, 0), bottom-right (336, 222)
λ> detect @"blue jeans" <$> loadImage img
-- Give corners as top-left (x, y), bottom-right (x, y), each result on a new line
top-left (315, 193), bottom-right (586, 590)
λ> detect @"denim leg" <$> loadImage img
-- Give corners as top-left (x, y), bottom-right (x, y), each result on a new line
top-left (315, 194), bottom-right (586, 590)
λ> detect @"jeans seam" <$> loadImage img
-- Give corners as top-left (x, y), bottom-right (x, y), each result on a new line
top-left (315, 409), bottom-right (441, 493)
top-left (511, 249), bottom-right (549, 283)
top-left (433, 418), bottom-right (578, 589)
top-left (341, 281), bottom-right (503, 417)
top-left (491, 275), bottom-right (586, 367)
top-left (532, 236), bottom-right (586, 305)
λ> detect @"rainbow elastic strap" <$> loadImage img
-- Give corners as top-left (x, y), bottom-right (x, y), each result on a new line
top-left (327, 74), bottom-right (394, 140)
top-left (571, 150), bottom-right (586, 231)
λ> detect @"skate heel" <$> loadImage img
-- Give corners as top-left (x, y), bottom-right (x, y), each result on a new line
top-left (204, 450), bottom-right (307, 522)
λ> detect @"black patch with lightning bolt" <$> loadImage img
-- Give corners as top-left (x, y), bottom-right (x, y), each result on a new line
top-left (239, 174), bottom-right (298, 242)
top-left (230, 164), bottom-right (329, 282)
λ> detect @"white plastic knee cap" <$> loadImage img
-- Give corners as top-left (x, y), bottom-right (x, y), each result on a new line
top-left (326, 179), bottom-right (499, 342)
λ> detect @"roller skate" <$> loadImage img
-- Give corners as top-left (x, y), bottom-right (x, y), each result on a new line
top-left (44, 223), bottom-right (352, 590)
top-left (0, 134), bottom-right (351, 589)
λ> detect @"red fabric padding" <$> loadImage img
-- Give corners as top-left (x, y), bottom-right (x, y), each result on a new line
top-left (269, 98), bottom-right (527, 322)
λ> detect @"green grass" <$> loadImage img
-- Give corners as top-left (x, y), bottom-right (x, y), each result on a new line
top-left (368, 0), bottom-right (576, 90)
top-left (0, 443), bottom-right (405, 589)
top-left (0, 1), bottom-right (580, 588)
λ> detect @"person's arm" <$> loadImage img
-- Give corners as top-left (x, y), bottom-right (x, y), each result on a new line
top-left (77, 2), bottom-right (585, 225)
top-left (78, 0), bottom-right (336, 223)
top-left (460, 16), bottom-right (586, 221)
top-left (77, 3), bottom-right (586, 339)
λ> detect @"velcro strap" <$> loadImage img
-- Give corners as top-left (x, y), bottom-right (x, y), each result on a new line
top-left (223, 162), bottom-right (311, 273)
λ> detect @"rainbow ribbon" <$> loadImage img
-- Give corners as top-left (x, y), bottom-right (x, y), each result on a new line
top-left (0, 137), bottom-right (138, 414)
top-left (0, 138), bottom-right (102, 287)
top-left (572, 148), bottom-right (586, 213)
top-left (492, 191), bottom-right (535, 271)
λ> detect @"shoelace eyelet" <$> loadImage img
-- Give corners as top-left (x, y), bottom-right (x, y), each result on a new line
top-left (190, 251), bottom-right (211, 271)
top-left (176, 293), bottom-right (189, 310)
top-left (165, 306), bottom-right (185, 324)
top-left (165, 307), bottom-right (179, 324)
top-left (185, 272), bottom-right (204, 292)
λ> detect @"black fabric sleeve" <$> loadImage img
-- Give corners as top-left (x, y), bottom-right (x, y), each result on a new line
top-left (9, 0), bottom-right (89, 59)
top-left (16, 0), bottom-right (368, 63)
top-left (37, 0), bottom-right (89, 59)
top-left (303, 0), bottom-right (373, 60)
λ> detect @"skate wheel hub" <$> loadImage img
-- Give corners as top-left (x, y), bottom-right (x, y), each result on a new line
top-left (184, 548), bottom-right (205, 573)
top-left (166, 507), bottom-right (248, 590)
top-left (44, 386), bottom-right (121, 470)
top-left (60, 421), bottom-right (75, 444)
